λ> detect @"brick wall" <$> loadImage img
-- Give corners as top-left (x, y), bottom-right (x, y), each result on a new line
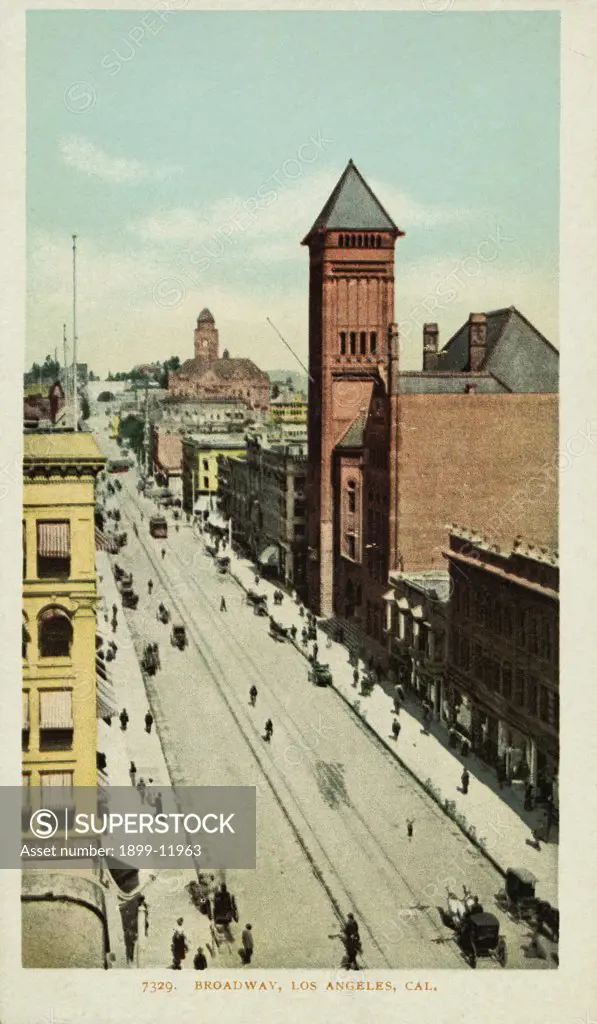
top-left (396, 393), bottom-right (558, 571)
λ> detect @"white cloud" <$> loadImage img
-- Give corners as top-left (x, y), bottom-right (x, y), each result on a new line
top-left (59, 137), bottom-right (183, 184)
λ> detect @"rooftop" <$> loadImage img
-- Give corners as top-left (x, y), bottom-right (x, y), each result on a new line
top-left (24, 431), bottom-right (106, 466)
top-left (184, 434), bottom-right (247, 450)
top-left (302, 160), bottom-right (403, 243)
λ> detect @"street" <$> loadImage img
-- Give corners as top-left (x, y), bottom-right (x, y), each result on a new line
top-left (94, 417), bottom-right (550, 971)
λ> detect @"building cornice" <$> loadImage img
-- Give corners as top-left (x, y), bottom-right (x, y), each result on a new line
top-left (442, 548), bottom-right (559, 601)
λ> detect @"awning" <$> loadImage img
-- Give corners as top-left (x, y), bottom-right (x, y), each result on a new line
top-left (95, 527), bottom-right (119, 553)
top-left (40, 690), bottom-right (73, 730)
top-left (22, 691), bottom-right (29, 729)
top-left (37, 522), bottom-right (70, 559)
top-left (97, 675), bottom-right (117, 719)
top-left (259, 545), bottom-right (279, 567)
top-left (396, 597), bottom-right (410, 611)
top-left (382, 589), bottom-right (395, 602)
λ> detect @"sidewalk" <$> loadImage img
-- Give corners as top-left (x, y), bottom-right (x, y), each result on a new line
top-left (97, 549), bottom-right (188, 969)
top-left (216, 540), bottom-right (558, 907)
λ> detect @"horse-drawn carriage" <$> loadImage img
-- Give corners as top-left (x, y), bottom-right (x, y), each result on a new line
top-left (246, 590), bottom-right (268, 616)
top-left (496, 868), bottom-right (559, 942)
top-left (171, 624), bottom-right (187, 650)
top-left (309, 662), bottom-right (333, 687)
top-left (142, 643), bottom-right (160, 676)
top-left (156, 603), bottom-right (170, 624)
top-left (121, 587), bottom-right (139, 609)
top-left (269, 617), bottom-right (289, 642)
top-left (444, 888), bottom-right (507, 968)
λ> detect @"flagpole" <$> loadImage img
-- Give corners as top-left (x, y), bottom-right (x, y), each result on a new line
top-left (72, 234), bottom-right (79, 429)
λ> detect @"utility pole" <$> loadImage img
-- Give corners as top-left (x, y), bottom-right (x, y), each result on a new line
top-left (143, 383), bottom-right (150, 479)
top-left (72, 234), bottom-right (79, 429)
top-left (62, 323), bottom-right (69, 420)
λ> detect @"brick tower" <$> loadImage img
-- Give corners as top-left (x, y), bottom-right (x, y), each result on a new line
top-left (302, 160), bottom-right (403, 616)
top-left (194, 308), bottom-right (219, 362)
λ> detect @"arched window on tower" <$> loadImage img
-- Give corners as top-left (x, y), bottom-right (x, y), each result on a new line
top-left (357, 235), bottom-right (363, 247)
top-left (375, 235), bottom-right (381, 248)
top-left (339, 332), bottom-right (346, 355)
top-left (351, 235), bottom-right (356, 247)
top-left (347, 479), bottom-right (357, 513)
top-left (370, 331), bottom-right (377, 354)
top-left (360, 331), bottom-right (367, 355)
top-left (349, 332), bottom-right (356, 355)
top-left (338, 235), bottom-right (344, 247)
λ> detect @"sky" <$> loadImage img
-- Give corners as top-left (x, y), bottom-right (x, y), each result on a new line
top-left (26, 9), bottom-right (560, 377)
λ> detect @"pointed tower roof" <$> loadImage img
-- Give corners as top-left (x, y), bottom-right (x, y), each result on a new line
top-left (302, 160), bottom-right (403, 244)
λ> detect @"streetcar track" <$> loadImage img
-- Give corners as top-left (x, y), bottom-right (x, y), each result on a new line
top-left (163, 536), bottom-right (463, 963)
top-left (115, 491), bottom-right (460, 967)
top-left (116, 492), bottom-right (392, 967)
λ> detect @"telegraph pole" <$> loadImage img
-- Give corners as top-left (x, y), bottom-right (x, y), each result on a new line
top-left (72, 234), bottom-right (79, 429)
top-left (62, 324), bottom-right (69, 419)
top-left (143, 383), bottom-right (150, 479)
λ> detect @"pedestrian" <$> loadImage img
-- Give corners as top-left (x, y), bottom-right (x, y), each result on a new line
top-left (393, 698), bottom-right (401, 715)
top-left (137, 778), bottom-right (147, 804)
top-left (254, 575), bottom-right (260, 587)
top-left (301, 628), bottom-right (308, 647)
top-left (344, 913), bottom-right (360, 942)
top-left (148, 579), bottom-right (153, 595)
top-left (406, 819), bottom-right (414, 840)
top-left (145, 710), bottom-right (154, 734)
top-left (344, 932), bottom-right (360, 970)
top-left (264, 718), bottom-right (273, 742)
top-left (139, 895), bottom-right (149, 937)
top-left (112, 603), bottom-right (118, 620)
top-left (392, 718), bottom-right (401, 742)
top-left (312, 642), bottom-right (319, 663)
top-left (353, 668), bottom-right (359, 688)
top-left (396, 684), bottom-right (405, 703)
top-left (161, 548), bottom-right (166, 560)
top-left (111, 617), bottom-right (117, 634)
top-left (154, 791), bottom-right (163, 815)
top-left (193, 946), bottom-right (208, 970)
top-left (171, 918), bottom-right (188, 969)
top-left (239, 923), bottom-right (254, 965)
top-left (220, 596), bottom-right (227, 612)
top-left (119, 708), bottom-right (129, 732)
top-left (129, 760), bottom-right (137, 787)
top-left (524, 781), bottom-right (534, 810)
top-left (461, 768), bottom-right (470, 795)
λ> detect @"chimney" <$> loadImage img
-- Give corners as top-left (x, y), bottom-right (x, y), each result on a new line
top-left (468, 313), bottom-right (487, 371)
top-left (423, 323), bottom-right (439, 371)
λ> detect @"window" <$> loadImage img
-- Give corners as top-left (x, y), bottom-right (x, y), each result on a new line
top-left (527, 675), bottom-right (538, 716)
top-left (22, 691), bottom-right (29, 751)
top-left (39, 689), bottom-right (73, 752)
top-left (294, 523), bottom-right (305, 537)
top-left (203, 459), bottom-right (209, 471)
top-left (351, 235), bottom-right (356, 247)
top-left (347, 480), bottom-right (356, 513)
top-left (461, 636), bottom-right (470, 670)
top-left (340, 331), bottom-right (346, 355)
top-left (517, 609), bottom-right (526, 648)
top-left (346, 534), bottom-right (356, 560)
top-left (370, 331), bottom-right (377, 354)
top-left (539, 685), bottom-right (549, 723)
top-left (513, 669), bottom-right (525, 707)
top-left (36, 521), bottom-right (71, 579)
top-left (360, 331), bottom-right (367, 355)
top-left (38, 607), bottom-right (73, 658)
top-left (529, 615), bottom-right (538, 656)
top-left (293, 500), bottom-right (305, 518)
top-left (203, 476), bottom-right (209, 489)
top-left (357, 235), bottom-right (363, 247)
top-left (375, 235), bottom-right (381, 248)
top-left (349, 332), bottom-right (356, 355)
top-left (503, 605), bottom-right (513, 638)
top-left (338, 235), bottom-right (344, 247)
top-left (501, 665), bottom-right (512, 701)
top-left (22, 617), bottom-right (30, 660)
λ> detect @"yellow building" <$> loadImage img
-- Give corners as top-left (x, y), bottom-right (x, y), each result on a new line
top-left (182, 434), bottom-right (246, 512)
top-left (269, 394), bottom-right (308, 424)
top-left (22, 431), bottom-right (106, 787)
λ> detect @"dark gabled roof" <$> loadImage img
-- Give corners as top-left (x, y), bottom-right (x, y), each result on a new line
top-left (398, 372), bottom-right (507, 395)
top-left (302, 160), bottom-right (402, 243)
top-left (438, 307), bottom-right (514, 371)
top-left (336, 408), bottom-right (368, 450)
top-left (436, 306), bottom-right (559, 393)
